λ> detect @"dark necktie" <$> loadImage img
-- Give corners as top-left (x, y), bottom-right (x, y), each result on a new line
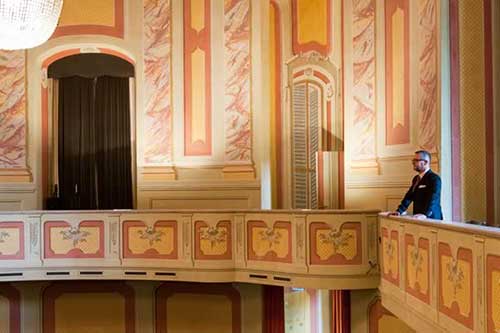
top-left (412, 176), bottom-right (421, 192)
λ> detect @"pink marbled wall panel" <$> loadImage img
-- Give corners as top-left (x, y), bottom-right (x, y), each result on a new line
top-left (417, 0), bottom-right (438, 151)
top-left (224, 0), bottom-right (252, 162)
top-left (0, 51), bottom-right (26, 168)
top-left (351, 0), bottom-right (376, 160)
top-left (143, 0), bottom-right (172, 164)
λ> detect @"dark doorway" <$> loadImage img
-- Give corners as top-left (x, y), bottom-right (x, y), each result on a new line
top-left (48, 54), bottom-right (135, 210)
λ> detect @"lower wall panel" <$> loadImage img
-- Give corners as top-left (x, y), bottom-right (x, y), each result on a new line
top-left (156, 283), bottom-right (240, 333)
top-left (137, 187), bottom-right (261, 209)
top-left (350, 290), bottom-right (415, 333)
top-left (0, 284), bottom-right (20, 333)
top-left (0, 190), bottom-right (37, 211)
top-left (4, 281), bottom-right (263, 333)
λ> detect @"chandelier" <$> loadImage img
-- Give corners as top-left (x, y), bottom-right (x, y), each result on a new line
top-left (0, 0), bottom-right (63, 50)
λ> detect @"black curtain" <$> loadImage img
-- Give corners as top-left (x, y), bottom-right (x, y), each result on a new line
top-left (94, 76), bottom-right (132, 209)
top-left (58, 76), bottom-right (96, 209)
top-left (58, 76), bottom-right (132, 210)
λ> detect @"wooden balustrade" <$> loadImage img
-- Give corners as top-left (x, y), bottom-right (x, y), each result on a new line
top-left (380, 215), bottom-right (500, 333)
top-left (5, 209), bottom-right (500, 331)
top-left (0, 209), bottom-right (379, 289)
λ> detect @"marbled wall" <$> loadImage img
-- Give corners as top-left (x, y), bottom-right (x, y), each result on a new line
top-left (143, 0), bottom-right (172, 164)
top-left (351, 0), bottom-right (376, 161)
top-left (417, 0), bottom-right (438, 151)
top-left (0, 51), bottom-right (26, 169)
top-left (224, 0), bottom-right (252, 162)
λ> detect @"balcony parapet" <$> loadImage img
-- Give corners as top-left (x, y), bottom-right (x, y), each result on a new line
top-left (380, 214), bottom-right (500, 333)
top-left (0, 209), bottom-right (379, 289)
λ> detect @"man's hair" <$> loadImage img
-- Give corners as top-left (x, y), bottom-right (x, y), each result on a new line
top-left (415, 150), bottom-right (431, 162)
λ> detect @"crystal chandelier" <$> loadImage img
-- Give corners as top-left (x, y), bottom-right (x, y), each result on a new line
top-left (0, 0), bottom-right (63, 50)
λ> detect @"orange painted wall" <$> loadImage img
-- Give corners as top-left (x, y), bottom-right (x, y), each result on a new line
top-left (58, 0), bottom-right (116, 27)
top-left (165, 294), bottom-right (233, 333)
top-left (52, 0), bottom-right (123, 38)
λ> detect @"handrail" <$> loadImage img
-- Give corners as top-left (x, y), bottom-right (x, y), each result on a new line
top-left (379, 214), bottom-right (499, 333)
top-left (384, 213), bottom-right (500, 239)
top-left (0, 209), bottom-right (380, 290)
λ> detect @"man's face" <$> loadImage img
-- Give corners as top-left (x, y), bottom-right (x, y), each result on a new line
top-left (412, 153), bottom-right (429, 173)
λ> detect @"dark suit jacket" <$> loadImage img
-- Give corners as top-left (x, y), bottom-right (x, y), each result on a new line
top-left (397, 170), bottom-right (443, 219)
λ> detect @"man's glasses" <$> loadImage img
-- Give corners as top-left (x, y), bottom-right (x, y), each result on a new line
top-left (412, 159), bottom-right (428, 163)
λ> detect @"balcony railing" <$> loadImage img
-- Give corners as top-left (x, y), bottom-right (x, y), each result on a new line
top-left (380, 214), bottom-right (500, 333)
top-left (0, 209), bottom-right (379, 289)
top-left (5, 209), bottom-right (499, 331)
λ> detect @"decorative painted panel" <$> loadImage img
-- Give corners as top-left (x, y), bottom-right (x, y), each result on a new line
top-left (438, 243), bottom-right (473, 329)
top-left (309, 222), bottom-right (361, 265)
top-left (194, 220), bottom-right (232, 260)
top-left (405, 234), bottom-right (430, 304)
top-left (44, 221), bottom-right (104, 259)
top-left (0, 210), bottom-right (381, 290)
top-left (385, 0), bottom-right (410, 145)
top-left (143, 0), bottom-right (172, 164)
top-left (0, 51), bottom-right (26, 168)
top-left (0, 222), bottom-right (24, 260)
top-left (122, 220), bottom-right (178, 259)
top-left (291, 0), bottom-right (331, 55)
top-left (351, 0), bottom-right (376, 159)
top-left (417, 0), bottom-right (438, 151)
top-left (378, 215), bottom-right (500, 332)
top-left (53, 0), bottom-right (124, 38)
top-left (382, 228), bottom-right (399, 285)
top-left (487, 254), bottom-right (500, 333)
top-left (224, 0), bottom-right (251, 162)
top-left (247, 221), bottom-right (292, 263)
top-left (184, 0), bottom-right (212, 156)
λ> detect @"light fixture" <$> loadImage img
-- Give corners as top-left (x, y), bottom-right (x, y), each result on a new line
top-left (0, 0), bottom-right (63, 50)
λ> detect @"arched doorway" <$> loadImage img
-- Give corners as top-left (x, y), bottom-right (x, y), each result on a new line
top-left (45, 53), bottom-right (135, 209)
top-left (284, 57), bottom-right (343, 210)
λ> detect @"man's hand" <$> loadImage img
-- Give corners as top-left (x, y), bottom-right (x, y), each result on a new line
top-left (413, 214), bottom-right (427, 220)
top-left (388, 211), bottom-right (401, 216)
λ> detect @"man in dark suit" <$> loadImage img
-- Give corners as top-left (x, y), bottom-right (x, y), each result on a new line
top-left (390, 150), bottom-right (443, 219)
